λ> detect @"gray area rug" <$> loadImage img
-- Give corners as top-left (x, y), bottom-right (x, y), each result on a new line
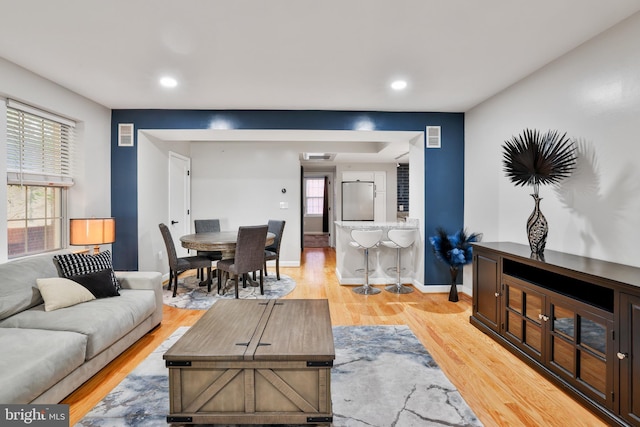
top-left (78, 325), bottom-right (481, 426)
top-left (163, 274), bottom-right (296, 310)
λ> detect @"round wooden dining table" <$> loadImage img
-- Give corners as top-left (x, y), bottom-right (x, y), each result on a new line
top-left (180, 230), bottom-right (276, 292)
top-left (179, 231), bottom-right (275, 259)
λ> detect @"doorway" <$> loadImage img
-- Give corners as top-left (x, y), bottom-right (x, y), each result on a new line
top-left (302, 169), bottom-right (335, 248)
top-left (168, 151), bottom-right (191, 258)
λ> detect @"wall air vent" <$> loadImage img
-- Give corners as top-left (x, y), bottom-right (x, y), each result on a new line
top-left (426, 126), bottom-right (441, 149)
top-left (118, 123), bottom-right (134, 147)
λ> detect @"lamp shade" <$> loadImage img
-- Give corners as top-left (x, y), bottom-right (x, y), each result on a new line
top-left (69, 218), bottom-right (116, 246)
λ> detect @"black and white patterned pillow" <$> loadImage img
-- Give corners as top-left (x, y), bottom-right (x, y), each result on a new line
top-left (53, 250), bottom-right (120, 291)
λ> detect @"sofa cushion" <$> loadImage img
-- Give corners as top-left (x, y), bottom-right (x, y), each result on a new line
top-left (36, 277), bottom-right (96, 311)
top-left (69, 269), bottom-right (120, 298)
top-left (53, 250), bottom-right (120, 291)
top-left (0, 289), bottom-right (156, 359)
top-left (0, 251), bottom-right (67, 321)
top-left (0, 328), bottom-right (87, 404)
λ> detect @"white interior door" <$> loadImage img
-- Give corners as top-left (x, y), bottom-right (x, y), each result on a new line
top-left (168, 152), bottom-right (191, 257)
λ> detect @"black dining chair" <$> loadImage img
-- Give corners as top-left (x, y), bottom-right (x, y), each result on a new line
top-left (194, 219), bottom-right (223, 280)
top-left (263, 219), bottom-right (286, 280)
top-left (217, 225), bottom-right (268, 299)
top-left (159, 223), bottom-right (214, 297)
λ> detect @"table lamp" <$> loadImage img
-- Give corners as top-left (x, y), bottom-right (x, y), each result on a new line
top-left (69, 217), bottom-right (115, 254)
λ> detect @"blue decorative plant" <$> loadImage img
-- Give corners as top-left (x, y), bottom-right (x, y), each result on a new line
top-left (429, 227), bottom-right (482, 301)
top-left (429, 227), bottom-right (480, 267)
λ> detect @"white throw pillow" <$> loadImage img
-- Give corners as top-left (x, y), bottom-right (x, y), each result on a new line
top-left (37, 277), bottom-right (96, 312)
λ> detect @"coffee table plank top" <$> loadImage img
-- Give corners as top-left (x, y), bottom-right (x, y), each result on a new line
top-left (163, 299), bottom-right (334, 363)
top-left (256, 299), bottom-right (334, 362)
top-left (163, 300), bottom-right (271, 361)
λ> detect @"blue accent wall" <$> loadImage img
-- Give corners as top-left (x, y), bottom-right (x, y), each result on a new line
top-left (111, 109), bottom-right (464, 285)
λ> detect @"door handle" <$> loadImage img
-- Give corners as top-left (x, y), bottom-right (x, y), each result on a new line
top-left (171, 220), bottom-right (179, 225)
top-left (617, 352), bottom-right (628, 360)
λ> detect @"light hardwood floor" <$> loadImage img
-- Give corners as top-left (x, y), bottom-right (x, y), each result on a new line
top-left (63, 248), bottom-right (606, 426)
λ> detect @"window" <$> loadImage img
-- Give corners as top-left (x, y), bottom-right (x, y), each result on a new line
top-left (6, 100), bottom-right (75, 258)
top-left (7, 185), bottom-right (64, 257)
top-left (305, 177), bottom-right (325, 216)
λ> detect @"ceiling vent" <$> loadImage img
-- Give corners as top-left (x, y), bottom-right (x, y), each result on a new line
top-left (302, 153), bottom-right (336, 161)
top-left (118, 123), bottom-right (134, 147)
top-left (426, 126), bottom-right (441, 149)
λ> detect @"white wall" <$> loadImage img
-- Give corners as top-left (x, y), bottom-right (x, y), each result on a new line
top-left (138, 138), bottom-right (303, 276)
top-left (0, 58), bottom-right (111, 262)
top-left (465, 12), bottom-right (640, 269)
top-left (137, 133), bottom-right (191, 274)
top-left (304, 216), bottom-right (324, 234)
top-left (190, 141), bottom-right (301, 268)
top-left (408, 133), bottom-right (426, 290)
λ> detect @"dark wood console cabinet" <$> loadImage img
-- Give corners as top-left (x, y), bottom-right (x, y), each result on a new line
top-left (470, 242), bottom-right (640, 426)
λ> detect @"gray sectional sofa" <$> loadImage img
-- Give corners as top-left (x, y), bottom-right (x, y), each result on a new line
top-left (0, 250), bottom-right (163, 404)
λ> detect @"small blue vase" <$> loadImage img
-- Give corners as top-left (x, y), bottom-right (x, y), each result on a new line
top-left (448, 266), bottom-right (459, 302)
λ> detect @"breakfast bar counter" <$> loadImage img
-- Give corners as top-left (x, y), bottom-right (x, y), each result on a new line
top-left (334, 220), bottom-right (420, 286)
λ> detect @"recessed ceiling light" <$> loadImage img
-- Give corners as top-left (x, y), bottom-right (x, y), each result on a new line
top-left (391, 80), bottom-right (407, 90)
top-left (159, 76), bottom-right (178, 88)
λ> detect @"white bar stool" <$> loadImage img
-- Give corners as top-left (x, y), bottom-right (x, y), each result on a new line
top-left (382, 228), bottom-right (416, 294)
top-left (349, 229), bottom-right (383, 295)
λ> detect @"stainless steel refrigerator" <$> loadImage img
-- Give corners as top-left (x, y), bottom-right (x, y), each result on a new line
top-left (342, 181), bottom-right (375, 221)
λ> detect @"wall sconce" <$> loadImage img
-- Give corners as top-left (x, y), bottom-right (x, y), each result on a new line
top-left (69, 218), bottom-right (115, 255)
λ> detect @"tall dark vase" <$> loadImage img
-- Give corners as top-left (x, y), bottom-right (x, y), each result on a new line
top-left (448, 266), bottom-right (459, 302)
top-left (527, 194), bottom-right (548, 254)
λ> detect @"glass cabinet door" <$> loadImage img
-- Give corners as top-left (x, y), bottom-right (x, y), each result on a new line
top-left (503, 278), bottom-right (544, 362)
top-left (548, 299), bottom-right (613, 409)
top-left (550, 305), bottom-right (575, 375)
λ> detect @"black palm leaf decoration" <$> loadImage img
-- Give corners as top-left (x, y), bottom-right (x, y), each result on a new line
top-left (502, 129), bottom-right (576, 196)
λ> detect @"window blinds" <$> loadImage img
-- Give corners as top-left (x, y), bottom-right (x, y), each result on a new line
top-left (6, 100), bottom-right (75, 186)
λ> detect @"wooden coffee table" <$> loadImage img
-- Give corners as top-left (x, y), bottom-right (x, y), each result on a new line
top-left (163, 299), bottom-right (334, 425)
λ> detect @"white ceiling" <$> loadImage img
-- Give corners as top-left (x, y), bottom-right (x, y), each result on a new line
top-left (2, 0), bottom-right (639, 163)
